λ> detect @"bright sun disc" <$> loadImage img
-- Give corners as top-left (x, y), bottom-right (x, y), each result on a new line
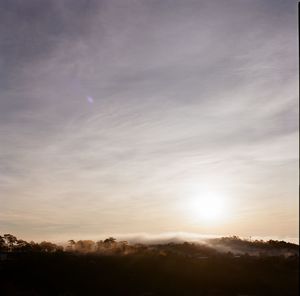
top-left (186, 192), bottom-right (228, 224)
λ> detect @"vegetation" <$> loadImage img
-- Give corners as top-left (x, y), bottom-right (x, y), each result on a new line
top-left (0, 234), bottom-right (298, 295)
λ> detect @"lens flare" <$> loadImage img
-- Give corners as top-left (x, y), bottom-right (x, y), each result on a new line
top-left (86, 96), bottom-right (94, 103)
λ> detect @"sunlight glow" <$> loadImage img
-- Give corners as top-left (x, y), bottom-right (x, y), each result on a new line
top-left (185, 190), bottom-right (229, 225)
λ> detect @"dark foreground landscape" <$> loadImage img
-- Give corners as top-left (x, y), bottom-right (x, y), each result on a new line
top-left (0, 234), bottom-right (298, 296)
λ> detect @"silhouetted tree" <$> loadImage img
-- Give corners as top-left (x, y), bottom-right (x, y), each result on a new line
top-left (39, 241), bottom-right (59, 252)
top-left (3, 234), bottom-right (17, 252)
top-left (15, 239), bottom-right (30, 252)
top-left (66, 240), bottom-right (76, 251)
top-left (96, 240), bottom-right (104, 252)
top-left (0, 235), bottom-right (6, 251)
top-left (75, 240), bottom-right (95, 252)
top-left (104, 237), bottom-right (117, 249)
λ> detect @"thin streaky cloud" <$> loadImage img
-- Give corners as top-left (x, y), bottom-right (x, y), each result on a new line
top-left (0, 0), bottom-right (298, 241)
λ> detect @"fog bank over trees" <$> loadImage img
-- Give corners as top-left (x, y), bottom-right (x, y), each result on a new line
top-left (1, 233), bottom-right (298, 257)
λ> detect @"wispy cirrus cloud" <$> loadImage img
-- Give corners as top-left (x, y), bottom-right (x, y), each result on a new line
top-left (0, 0), bottom-right (298, 241)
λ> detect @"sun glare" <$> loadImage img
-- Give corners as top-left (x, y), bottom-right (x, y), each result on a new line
top-left (185, 191), bottom-right (229, 224)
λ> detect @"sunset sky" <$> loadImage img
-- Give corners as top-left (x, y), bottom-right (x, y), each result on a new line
top-left (0, 0), bottom-right (298, 243)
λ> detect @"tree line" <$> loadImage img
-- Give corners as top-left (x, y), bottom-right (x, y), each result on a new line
top-left (0, 234), bottom-right (138, 254)
top-left (1, 233), bottom-right (299, 258)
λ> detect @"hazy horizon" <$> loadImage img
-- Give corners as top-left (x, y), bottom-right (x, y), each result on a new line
top-left (0, 0), bottom-right (298, 242)
top-left (14, 232), bottom-right (299, 246)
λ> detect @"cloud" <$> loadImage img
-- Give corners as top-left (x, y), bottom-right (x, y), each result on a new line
top-left (0, 0), bottom-right (298, 240)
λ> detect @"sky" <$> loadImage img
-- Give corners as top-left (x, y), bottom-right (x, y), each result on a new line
top-left (0, 0), bottom-right (298, 243)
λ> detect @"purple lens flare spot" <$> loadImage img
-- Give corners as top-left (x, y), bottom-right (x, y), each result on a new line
top-left (86, 96), bottom-right (94, 103)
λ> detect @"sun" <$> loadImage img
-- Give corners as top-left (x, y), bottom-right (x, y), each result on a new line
top-left (185, 191), bottom-right (228, 224)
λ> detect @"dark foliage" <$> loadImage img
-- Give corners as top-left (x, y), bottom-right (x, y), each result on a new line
top-left (0, 234), bottom-right (298, 296)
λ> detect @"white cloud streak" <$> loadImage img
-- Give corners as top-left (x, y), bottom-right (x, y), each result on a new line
top-left (0, 0), bottom-right (298, 240)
